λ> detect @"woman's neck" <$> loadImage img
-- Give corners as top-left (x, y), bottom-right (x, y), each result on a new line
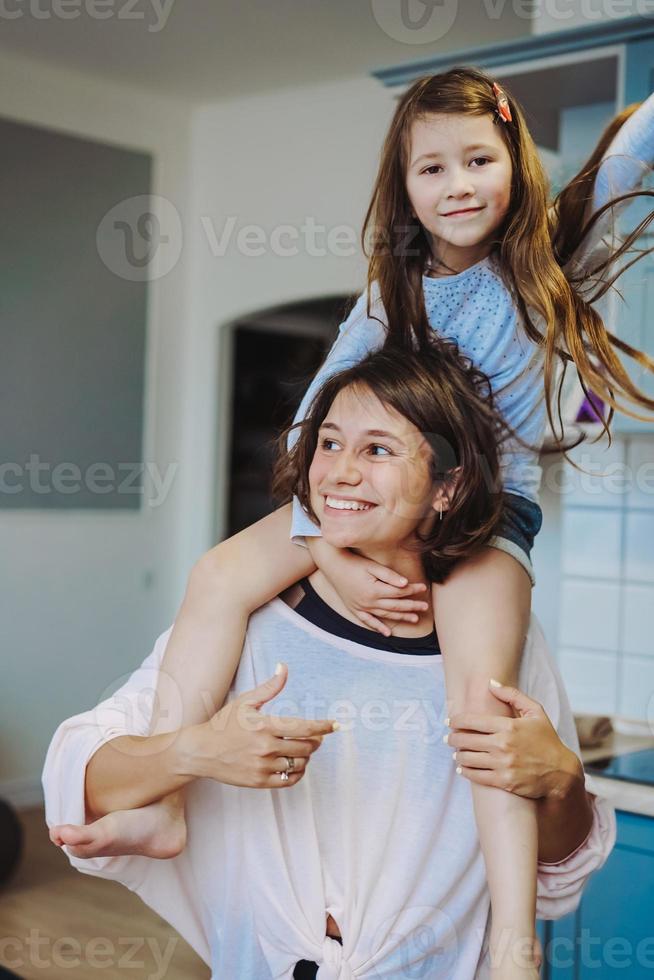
top-left (308, 550), bottom-right (434, 638)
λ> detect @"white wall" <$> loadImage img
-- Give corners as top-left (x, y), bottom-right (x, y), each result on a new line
top-left (0, 53), bottom-right (193, 803)
top-left (531, 0), bottom-right (646, 33)
top-left (179, 76), bottom-right (397, 568)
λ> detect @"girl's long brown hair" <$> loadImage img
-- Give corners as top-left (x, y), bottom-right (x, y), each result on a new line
top-left (362, 66), bottom-right (654, 446)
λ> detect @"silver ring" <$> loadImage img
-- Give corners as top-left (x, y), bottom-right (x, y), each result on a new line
top-left (279, 756), bottom-right (295, 782)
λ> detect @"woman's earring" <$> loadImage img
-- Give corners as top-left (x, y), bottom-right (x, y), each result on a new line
top-left (439, 502), bottom-right (443, 521)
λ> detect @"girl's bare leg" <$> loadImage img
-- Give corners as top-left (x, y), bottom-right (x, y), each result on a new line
top-left (434, 547), bottom-right (539, 978)
top-left (52, 505), bottom-right (315, 860)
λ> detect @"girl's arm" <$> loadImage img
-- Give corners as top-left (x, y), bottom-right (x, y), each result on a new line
top-left (433, 547), bottom-right (539, 977)
top-left (569, 91), bottom-right (654, 272)
top-left (288, 289), bottom-right (386, 544)
top-left (446, 673), bottom-right (616, 920)
top-left (153, 504), bottom-right (315, 732)
top-left (447, 681), bottom-right (594, 864)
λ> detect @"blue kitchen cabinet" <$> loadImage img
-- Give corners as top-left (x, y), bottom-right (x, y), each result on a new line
top-left (543, 810), bottom-right (654, 978)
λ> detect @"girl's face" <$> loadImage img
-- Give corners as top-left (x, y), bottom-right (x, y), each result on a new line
top-left (405, 111), bottom-right (513, 268)
top-left (308, 385), bottom-right (446, 555)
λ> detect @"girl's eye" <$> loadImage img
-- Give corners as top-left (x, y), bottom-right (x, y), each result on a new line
top-left (321, 438), bottom-right (339, 451)
top-left (369, 444), bottom-right (392, 456)
top-left (422, 158), bottom-right (490, 174)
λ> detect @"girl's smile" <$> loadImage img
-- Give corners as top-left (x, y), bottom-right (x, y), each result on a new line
top-left (440, 205), bottom-right (485, 217)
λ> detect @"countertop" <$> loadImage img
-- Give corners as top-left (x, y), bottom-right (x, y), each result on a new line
top-left (581, 729), bottom-right (654, 818)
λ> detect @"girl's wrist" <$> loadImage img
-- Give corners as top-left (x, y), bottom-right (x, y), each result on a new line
top-left (489, 924), bottom-right (537, 970)
top-left (171, 723), bottom-right (210, 782)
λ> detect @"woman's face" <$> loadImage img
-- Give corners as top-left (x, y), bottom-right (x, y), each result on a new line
top-left (308, 385), bottom-right (444, 554)
top-left (405, 111), bottom-right (513, 265)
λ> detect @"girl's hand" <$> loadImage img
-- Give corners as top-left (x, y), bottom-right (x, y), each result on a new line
top-left (307, 539), bottom-right (429, 636)
top-left (178, 663), bottom-right (338, 789)
top-left (446, 681), bottom-right (579, 800)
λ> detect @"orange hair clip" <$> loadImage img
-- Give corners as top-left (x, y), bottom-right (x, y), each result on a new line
top-left (492, 82), bottom-right (512, 124)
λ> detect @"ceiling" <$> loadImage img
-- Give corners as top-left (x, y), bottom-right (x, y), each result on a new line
top-left (0, 0), bottom-right (532, 104)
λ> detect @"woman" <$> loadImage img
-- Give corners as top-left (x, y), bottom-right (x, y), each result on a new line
top-left (44, 344), bottom-right (615, 978)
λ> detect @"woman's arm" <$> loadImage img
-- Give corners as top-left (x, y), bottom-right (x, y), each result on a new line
top-left (84, 505), bottom-right (320, 816)
top-left (84, 663), bottom-right (334, 817)
top-left (536, 768), bottom-right (593, 864)
top-left (433, 546), bottom-right (538, 977)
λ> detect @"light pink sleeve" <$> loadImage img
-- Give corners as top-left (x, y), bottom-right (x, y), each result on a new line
top-left (521, 617), bottom-right (617, 920)
top-left (40, 626), bottom-right (173, 883)
top-left (536, 788), bottom-right (617, 920)
top-left (41, 626), bottom-right (214, 965)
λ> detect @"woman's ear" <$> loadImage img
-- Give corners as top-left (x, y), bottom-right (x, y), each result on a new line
top-left (431, 466), bottom-right (462, 516)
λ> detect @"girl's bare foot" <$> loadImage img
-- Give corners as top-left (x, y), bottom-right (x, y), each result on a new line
top-left (49, 792), bottom-right (187, 860)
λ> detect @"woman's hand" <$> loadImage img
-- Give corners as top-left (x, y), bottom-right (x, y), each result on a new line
top-left (306, 538), bottom-right (429, 636)
top-left (177, 663), bottom-right (339, 788)
top-left (445, 681), bottom-right (580, 800)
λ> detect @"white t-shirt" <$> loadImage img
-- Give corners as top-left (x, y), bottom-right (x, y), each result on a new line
top-left (42, 604), bottom-right (615, 979)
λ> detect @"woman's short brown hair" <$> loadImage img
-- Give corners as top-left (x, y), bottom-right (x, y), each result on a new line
top-left (272, 338), bottom-right (506, 583)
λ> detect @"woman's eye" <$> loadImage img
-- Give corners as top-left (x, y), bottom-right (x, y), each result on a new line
top-left (321, 438), bottom-right (339, 451)
top-left (470, 157), bottom-right (490, 167)
top-left (369, 444), bottom-right (392, 456)
top-left (423, 164), bottom-right (443, 175)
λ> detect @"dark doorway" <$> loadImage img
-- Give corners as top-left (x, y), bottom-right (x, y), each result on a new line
top-left (225, 294), bottom-right (356, 536)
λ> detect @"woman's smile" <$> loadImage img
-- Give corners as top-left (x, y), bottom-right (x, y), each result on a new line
top-left (323, 494), bottom-right (377, 514)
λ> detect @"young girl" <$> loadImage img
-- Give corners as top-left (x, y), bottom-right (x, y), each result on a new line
top-left (55, 68), bottom-right (654, 975)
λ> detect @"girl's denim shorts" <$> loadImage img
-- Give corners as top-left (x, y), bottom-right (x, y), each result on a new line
top-left (491, 492), bottom-right (543, 587)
